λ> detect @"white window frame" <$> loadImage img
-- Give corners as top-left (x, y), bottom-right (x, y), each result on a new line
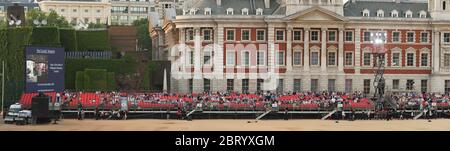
top-left (328, 30), bottom-right (337, 42)
top-left (443, 32), bottom-right (450, 44)
top-left (420, 31), bottom-right (429, 43)
top-left (327, 51), bottom-right (337, 66)
top-left (203, 50), bottom-right (212, 66)
top-left (362, 9), bottom-right (370, 17)
top-left (310, 30), bottom-right (320, 42)
top-left (226, 51), bottom-right (236, 66)
top-left (203, 29), bottom-right (212, 41)
top-left (226, 8), bottom-right (234, 15)
top-left (226, 29), bottom-right (235, 41)
top-left (405, 48), bottom-right (416, 67)
top-left (406, 31), bottom-right (415, 43)
top-left (242, 8), bottom-right (249, 15)
top-left (444, 53), bottom-right (450, 67)
top-left (310, 49), bottom-right (320, 66)
top-left (187, 51), bottom-right (194, 65)
top-left (405, 10), bottom-right (413, 18)
top-left (345, 30), bottom-right (354, 42)
top-left (293, 30), bottom-right (302, 42)
top-left (392, 31), bottom-right (401, 43)
top-left (345, 52), bottom-right (353, 66)
top-left (293, 50), bottom-right (302, 66)
top-left (204, 8), bottom-right (211, 15)
top-left (256, 8), bottom-right (263, 15)
top-left (419, 10), bottom-right (427, 18)
top-left (276, 29), bottom-right (285, 41)
top-left (392, 79), bottom-right (400, 90)
top-left (362, 50), bottom-right (372, 67)
top-left (186, 28), bottom-right (194, 41)
top-left (257, 50), bottom-right (266, 66)
top-left (391, 10), bottom-right (399, 18)
top-left (391, 47), bottom-right (402, 67)
top-left (419, 50), bottom-right (430, 67)
top-left (241, 29), bottom-right (251, 41)
top-left (241, 50), bottom-right (250, 66)
top-left (363, 31), bottom-right (371, 42)
top-left (276, 51), bottom-right (285, 66)
top-left (377, 9), bottom-right (384, 17)
top-left (256, 29), bottom-right (266, 41)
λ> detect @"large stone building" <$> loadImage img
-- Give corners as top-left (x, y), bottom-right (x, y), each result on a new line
top-left (110, 0), bottom-right (154, 25)
top-left (38, 0), bottom-right (111, 26)
top-left (152, 0), bottom-right (450, 94)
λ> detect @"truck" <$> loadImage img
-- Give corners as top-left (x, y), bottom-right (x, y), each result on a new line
top-left (4, 103), bottom-right (32, 125)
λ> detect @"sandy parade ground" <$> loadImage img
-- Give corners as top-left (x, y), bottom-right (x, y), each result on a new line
top-left (1, 118), bottom-right (450, 131)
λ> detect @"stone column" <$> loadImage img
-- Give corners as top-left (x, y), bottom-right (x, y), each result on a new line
top-left (193, 27), bottom-right (203, 92)
top-left (286, 27), bottom-right (293, 71)
top-left (354, 28), bottom-right (361, 74)
top-left (338, 28), bottom-right (344, 72)
top-left (303, 28), bottom-right (310, 71)
top-left (321, 27), bottom-right (327, 72)
top-left (433, 31), bottom-right (440, 73)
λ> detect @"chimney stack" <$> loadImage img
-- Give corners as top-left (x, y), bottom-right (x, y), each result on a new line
top-left (264, 0), bottom-right (270, 9)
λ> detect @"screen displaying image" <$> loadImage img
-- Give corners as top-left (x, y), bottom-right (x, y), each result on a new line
top-left (26, 54), bottom-right (48, 83)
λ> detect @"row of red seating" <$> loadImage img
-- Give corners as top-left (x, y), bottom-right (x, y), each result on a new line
top-left (19, 92), bottom-right (56, 109)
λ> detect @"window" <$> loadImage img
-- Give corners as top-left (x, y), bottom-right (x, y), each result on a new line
top-left (204, 8), bottom-right (211, 15)
top-left (419, 11), bottom-right (427, 18)
top-left (446, 80), bottom-right (450, 94)
top-left (256, 30), bottom-right (265, 41)
top-left (0, 6), bottom-right (4, 12)
top-left (276, 79), bottom-right (284, 92)
top-left (363, 32), bottom-right (371, 42)
top-left (363, 79), bottom-right (371, 94)
top-left (204, 79), bottom-right (211, 92)
top-left (257, 51), bottom-right (265, 66)
top-left (97, 10), bottom-right (101, 13)
top-left (392, 32), bottom-right (400, 42)
top-left (203, 29), bottom-right (211, 41)
top-left (328, 52), bottom-right (336, 66)
top-left (405, 10), bottom-right (412, 18)
top-left (392, 79), bottom-right (399, 90)
top-left (276, 30), bottom-right (285, 41)
top-left (444, 54), bottom-right (450, 67)
top-left (242, 8), bottom-right (249, 15)
top-left (96, 18), bottom-right (101, 24)
top-left (188, 79), bottom-right (193, 93)
top-left (345, 79), bottom-right (352, 93)
top-left (112, 6), bottom-right (127, 13)
top-left (391, 10), bottom-right (399, 18)
top-left (407, 32), bottom-right (415, 43)
top-left (61, 9), bottom-right (65, 12)
top-left (227, 79), bottom-right (234, 91)
top-left (345, 31), bottom-right (353, 42)
top-left (257, 79), bottom-right (264, 91)
top-left (71, 18), bottom-right (77, 25)
top-left (293, 30), bottom-right (302, 41)
top-left (189, 51), bottom-right (194, 65)
top-left (328, 79), bottom-right (336, 92)
top-left (226, 51), bottom-right (236, 66)
top-left (294, 79), bottom-right (301, 92)
top-left (186, 29), bottom-right (194, 41)
top-left (311, 79), bottom-right (318, 92)
top-left (421, 32), bottom-right (428, 43)
top-left (363, 53), bottom-right (371, 66)
top-left (242, 51), bottom-right (250, 66)
top-left (256, 8), bottom-right (263, 15)
top-left (226, 30), bottom-right (235, 41)
top-left (421, 80), bottom-right (427, 93)
top-left (328, 31), bottom-right (336, 42)
top-left (444, 33), bottom-right (450, 43)
top-left (392, 52), bottom-right (400, 66)
top-left (73, 9), bottom-right (77, 12)
top-left (406, 53), bottom-right (414, 66)
top-left (377, 10), bottom-right (384, 17)
top-left (406, 80), bottom-right (414, 90)
top-left (362, 9), bottom-right (369, 17)
top-left (444, 1), bottom-right (447, 10)
top-left (293, 51), bottom-right (302, 65)
top-left (311, 51), bottom-right (319, 66)
top-left (85, 9), bottom-right (89, 13)
top-left (203, 51), bottom-right (211, 65)
top-left (242, 79), bottom-right (249, 92)
top-left (241, 29), bottom-right (250, 41)
top-left (345, 52), bottom-right (353, 66)
top-left (421, 53), bottom-right (428, 67)
top-left (226, 8), bottom-right (234, 15)
top-left (84, 18), bottom-right (89, 23)
top-left (131, 7), bottom-right (148, 14)
top-left (311, 30), bottom-right (319, 42)
top-left (277, 51), bottom-right (285, 66)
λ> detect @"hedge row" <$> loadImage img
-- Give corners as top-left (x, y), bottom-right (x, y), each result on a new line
top-left (76, 30), bottom-right (111, 51)
top-left (59, 28), bottom-right (78, 51)
top-left (30, 27), bottom-right (60, 47)
top-left (75, 69), bottom-right (116, 91)
top-left (65, 54), bottom-right (137, 90)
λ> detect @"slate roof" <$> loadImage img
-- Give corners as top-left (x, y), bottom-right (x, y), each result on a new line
top-left (344, 0), bottom-right (430, 18)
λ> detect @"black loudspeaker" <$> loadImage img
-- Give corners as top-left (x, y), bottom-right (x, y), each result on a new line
top-left (31, 93), bottom-right (50, 119)
top-left (6, 3), bottom-right (25, 27)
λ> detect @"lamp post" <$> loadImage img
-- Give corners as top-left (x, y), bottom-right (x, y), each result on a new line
top-left (370, 32), bottom-right (388, 111)
top-left (33, 19), bottom-right (48, 27)
top-left (8, 14), bottom-right (22, 28)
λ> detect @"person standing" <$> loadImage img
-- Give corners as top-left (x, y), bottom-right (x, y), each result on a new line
top-left (284, 107), bottom-right (289, 120)
top-left (95, 107), bottom-right (99, 120)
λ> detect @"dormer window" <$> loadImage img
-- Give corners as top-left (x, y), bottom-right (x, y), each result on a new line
top-left (183, 9), bottom-right (189, 15)
top-left (405, 10), bottom-right (412, 18)
top-left (362, 9), bottom-right (370, 17)
top-left (419, 10), bottom-right (426, 18)
top-left (391, 10), bottom-right (398, 18)
top-left (204, 8), bottom-right (211, 15)
top-left (242, 8), bottom-right (249, 15)
top-left (256, 8), bottom-right (263, 15)
top-left (226, 8), bottom-right (234, 15)
top-left (377, 9), bottom-right (384, 17)
top-left (189, 8), bottom-right (198, 15)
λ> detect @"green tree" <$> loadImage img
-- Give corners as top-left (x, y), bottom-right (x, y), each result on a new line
top-left (133, 18), bottom-right (151, 52)
top-left (26, 9), bottom-right (70, 28)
